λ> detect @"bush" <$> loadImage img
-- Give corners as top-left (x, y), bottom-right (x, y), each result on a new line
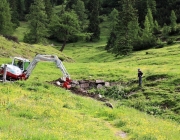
top-left (155, 43), bottom-right (164, 48)
top-left (167, 38), bottom-right (174, 45)
top-left (133, 36), bottom-right (157, 51)
top-left (96, 86), bottom-right (128, 100)
top-left (23, 32), bottom-right (36, 43)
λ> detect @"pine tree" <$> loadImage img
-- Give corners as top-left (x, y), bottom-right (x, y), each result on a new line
top-left (113, 0), bottom-right (137, 56)
top-left (0, 0), bottom-right (13, 35)
top-left (87, 0), bottom-right (100, 42)
top-left (24, 0), bottom-right (48, 43)
top-left (170, 10), bottom-right (177, 32)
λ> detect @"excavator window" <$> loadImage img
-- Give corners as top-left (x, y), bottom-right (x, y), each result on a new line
top-left (17, 60), bottom-right (23, 70)
top-left (13, 59), bottom-right (23, 70)
top-left (24, 62), bottom-right (30, 70)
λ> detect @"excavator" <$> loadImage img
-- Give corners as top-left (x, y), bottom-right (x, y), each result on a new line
top-left (0, 54), bottom-right (71, 89)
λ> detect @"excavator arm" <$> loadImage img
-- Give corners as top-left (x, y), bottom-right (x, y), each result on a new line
top-left (20, 54), bottom-right (71, 88)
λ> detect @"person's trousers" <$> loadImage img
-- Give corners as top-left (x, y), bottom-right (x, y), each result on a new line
top-left (138, 77), bottom-right (142, 86)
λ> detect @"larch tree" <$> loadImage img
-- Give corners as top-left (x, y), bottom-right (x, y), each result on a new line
top-left (0, 0), bottom-right (13, 35)
top-left (72, 0), bottom-right (87, 31)
top-left (49, 10), bottom-right (80, 52)
top-left (24, 0), bottom-right (48, 43)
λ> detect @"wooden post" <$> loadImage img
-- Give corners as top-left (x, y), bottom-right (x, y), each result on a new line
top-left (3, 65), bottom-right (7, 83)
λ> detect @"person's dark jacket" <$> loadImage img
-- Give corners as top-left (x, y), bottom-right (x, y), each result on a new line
top-left (138, 71), bottom-right (143, 77)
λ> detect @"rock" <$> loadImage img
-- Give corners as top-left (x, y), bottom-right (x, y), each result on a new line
top-left (105, 82), bottom-right (110, 87)
top-left (97, 84), bottom-right (103, 89)
top-left (80, 83), bottom-right (89, 89)
top-left (95, 80), bottom-right (105, 84)
top-left (104, 102), bottom-right (113, 109)
top-left (98, 94), bottom-right (102, 98)
top-left (56, 81), bottom-right (61, 86)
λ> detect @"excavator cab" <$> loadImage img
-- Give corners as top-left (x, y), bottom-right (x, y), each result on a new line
top-left (12, 57), bottom-right (30, 71)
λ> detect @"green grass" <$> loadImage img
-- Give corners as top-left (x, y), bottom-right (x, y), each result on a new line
top-left (0, 21), bottom-right (180, 139)
top-left (13, 22), bottom-right (29, 42)
top-left (0, 79), bottom-right (179, 140)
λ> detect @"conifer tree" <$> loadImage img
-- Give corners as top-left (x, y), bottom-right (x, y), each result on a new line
top-left (141, 14), bottom-right (156, 50)
top-left (143, 15), bottom-right (151, 36)
top-left (0, 0), bottom-right (13, 35)
top-left (24, 0), bottom-right (34, 15)
top-left (65, 0), bottom-right (77, 10)
top-left (170, 10), bottom-right (177, 32)
top-left (24, 0), bottom-right (48, 43)
top-left (147, 0), bottom-right (156, 16)
top-left (44, 0), bottom-right (53, 21)
top-left (113, 0), bottom-right (137, 56)
top-left (16, 0), bottom-right (26, 20)
top-left (8, 0), bottom-right (20, 28)
top-left (72, 0), bottom-right (87, 31)
top-left (147, 8), bottom-right (154, 33)
top-left (105, 8), bottom-right (118, 51)
top-left (87, 0), bottom-right (100, 41)
top-left (162, 23), bottom-right (171, 39)
top-left (49, 10), bottom-right (80, 51)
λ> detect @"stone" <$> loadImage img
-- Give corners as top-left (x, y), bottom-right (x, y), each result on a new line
top-left (95, 80), bottom-right (105, 84)
top-left (56, 81), bottom-right (61, 86)
top-left (80, 83), bottom-right (89, 88)
top-left (97, 84), bottom-right (103, 89)
top-left (105, 82), bottom-right (110, 87)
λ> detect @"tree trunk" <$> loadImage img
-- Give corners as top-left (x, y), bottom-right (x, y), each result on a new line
top-left (60, 39), bottom-right (67, 52)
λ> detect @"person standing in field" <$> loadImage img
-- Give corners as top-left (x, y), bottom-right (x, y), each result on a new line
top-left (138, 69), bottom-right (143, 86)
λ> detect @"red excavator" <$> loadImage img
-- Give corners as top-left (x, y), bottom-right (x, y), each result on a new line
top-left (0, 54), bottom-right (71, 89)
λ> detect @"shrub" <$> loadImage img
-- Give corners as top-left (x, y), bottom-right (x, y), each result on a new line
top-left (167, 38), bottom-right (174, 45)
top-left (133, 36), bottom-right (157, 51)
top-left (97, 86), bottom-right (128, 100)
top-left (3, 35), bottom-right (19, 43)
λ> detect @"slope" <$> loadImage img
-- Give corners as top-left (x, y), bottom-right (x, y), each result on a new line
top-left (0, 36), bottom-right (180, 139)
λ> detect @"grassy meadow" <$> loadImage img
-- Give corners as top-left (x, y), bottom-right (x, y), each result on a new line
top-left (0, 21), bottom-right (180, 139)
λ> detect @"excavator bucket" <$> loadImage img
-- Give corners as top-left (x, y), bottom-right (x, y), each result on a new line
top-left (62, 78), bottom-right (71, 89)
